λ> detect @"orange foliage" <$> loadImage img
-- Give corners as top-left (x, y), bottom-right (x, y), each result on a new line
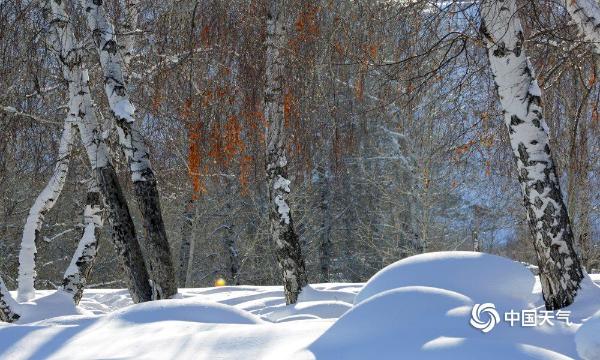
top-left (283, 91), bottom-right (295, 128)
top-left (187, 120), bottom-right (205, 199)
top-left (224, 115), bottom-right (244, 164)
top-left (200, 25), bottom-right (210, 46)
top-left (454, 140), bottom-right (476, 156)
top-left (180, 98), bottom-right (193, 119)
top-left (355, 71), bottom-right (365, 101)
top-left (208, 119), bottom-right (224, 165)
top-left (239, 155), bottom-right (253, 195)
top-left (152, 92), bottom-right (162, 114)
top-left (368, 44), bottom-right (378, 59)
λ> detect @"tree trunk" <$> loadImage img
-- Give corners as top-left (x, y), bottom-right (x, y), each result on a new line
top-left (264, 0), bottom-right (308, 305)
top-left (178, 198), bottom-right (194, 287)
top-left (47, 0), bottom-right (152, 303)
top-left (80, 0), bottom-right (177, 300)
top-left (118, 0), bottom-right (139, 83)
top-left (317, 166), bottom-right (333, 283)
top-left (0, 276), bottom-right (19, 323)
top-left (222, 194), bottom-right (240, 285)
top-left (61, 181), bottom-right (102, 305)
top-left (565, 0), bottom-right (600, 54)
top-left (481, 0), bottom-right (585, 310)
top-left (17, 118), bottom-right (74, 302)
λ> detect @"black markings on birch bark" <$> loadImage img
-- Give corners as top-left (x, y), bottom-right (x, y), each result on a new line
top-left (0, 276), bottom-right (20, 323)
top-left (47, 0), bottom-right (152, 303)
top-left (264, 0), bottom-right (308, 305)
top-left (481, 0), bottom-right (585, 309)
top-left (79, 0), bottom-right (177, 299)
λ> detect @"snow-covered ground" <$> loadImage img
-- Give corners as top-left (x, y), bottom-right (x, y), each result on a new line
top-left (1, 252), bottom-right (600, 359)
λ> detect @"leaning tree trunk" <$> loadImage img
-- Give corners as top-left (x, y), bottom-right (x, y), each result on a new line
top-left (47, 0), bottom-right (152, 303)
top-left (481, 0), bottom-right (585, 310)
top-left (80, 0), bottom-right (177, 300)
top-left (264, 0), bottom-right (308, 305)
top-left (0, 276), bottom-right (20, 323)
top-left (118, 0), bottom-right (139, 83)
top-left (17, 118), bottom-right (74, 302)
top-left (61, 180), bottom-right (102, 305)
top-left (565, 0), bottom-right (600, 54)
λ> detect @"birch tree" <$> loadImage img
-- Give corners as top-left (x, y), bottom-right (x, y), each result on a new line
top-left (17, 118), bottom-right (75, 302)
top-left (480, 0), bottom-right (585, 309)
top-left (0, 276), bottom-right (20, 323)
top-left (61, 181), bottom-right (102, 305)
top-left (47, 0), bottom-right (153, 303)
top-left (565, 0), bottom-right (600, 54)
top-left (79, 0), bottom-right (177, 299)
top-left (265, 0), bottom-right (308, 305)
top-left (179, 200), bottom-right (194, 287)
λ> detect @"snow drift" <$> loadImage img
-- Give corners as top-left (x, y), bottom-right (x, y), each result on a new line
top-left (1, 251), bottom-right (599, 359)
top-left (354, 251), bottom-right (537, 308)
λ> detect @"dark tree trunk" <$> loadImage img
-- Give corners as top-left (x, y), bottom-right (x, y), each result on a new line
top-left (80, 0), bottom-right (177, 299)
top-left (97, 166), bottom-right (153, 302)
top-left (178, 198), bottom-right (194, 287)
top-left (318, 166), bottom-right (333, 283)
top-left (0, 276), bottom-right (19, 323)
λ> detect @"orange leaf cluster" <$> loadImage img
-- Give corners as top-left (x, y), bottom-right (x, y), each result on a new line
top-left (187, 120), bottom-right (205, 199)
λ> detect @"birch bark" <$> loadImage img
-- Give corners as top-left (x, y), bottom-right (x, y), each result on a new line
top-left (17, 117), bottom-right (74, 302)
top-left (481, 0), bottom-right (585, 309)
top-left (47, 0), bottom-right (152, 303)
top-left (61, 181), bottom-right (102, 305)
top-left (265, 0), bottom-right (307, 305)
top-left (79, 0), bottom-right (177, 299)
top-left (0, 276), bottom-right (20, 323)
top-left (565, 0), bottom-right (600, 54)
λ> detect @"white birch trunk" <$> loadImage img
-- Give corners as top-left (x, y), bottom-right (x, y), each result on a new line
top-left (481, 0), bottom-right (585, 309)
top-left (565, 0), bottom-right (600, 54)
top-left (47, 0), bottom-right (153, 303)
top-left (0, 276), bottom-right (20, 323)
top-left (17, 118), bottom-right (74, 302)
top-left (118, 0), bottom-right (140, 83)
top-left (265, 0), bottom-right (307, 305)
top-left (61, 180), bottom-right (102, 305)
top-left (79, 0), bottom-right (177, 299)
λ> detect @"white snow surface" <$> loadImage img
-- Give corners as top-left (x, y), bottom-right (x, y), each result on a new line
top-left (1, 251), bottom-right (600, 359)
top-left (354, 251), bottom-right (537, 309)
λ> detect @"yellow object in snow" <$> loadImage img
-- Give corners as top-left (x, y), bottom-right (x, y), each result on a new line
top-left (214, 278), bottom-right (226, 287)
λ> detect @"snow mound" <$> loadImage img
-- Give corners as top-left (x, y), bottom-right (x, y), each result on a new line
top-left (309, 286), bottom-right (475, 359)
top-left (308, 286), bottom-right (574, 359)
top-left (297, 285), bottom-right (356, 304)
top-left (576, 309), bottom-right (600, 360)
top-left (354, 251), bottom-right (536, 307)
top-left (259, 300), bottom-right (352, 322)
top-left (105, 297), bottom-right (263, 324)
top-left (566, 275), bottom-right (600, 322)
top-left (419, 337), bottom-right (574, 360)
top-left (16, 290), bottom-right (92, 324)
